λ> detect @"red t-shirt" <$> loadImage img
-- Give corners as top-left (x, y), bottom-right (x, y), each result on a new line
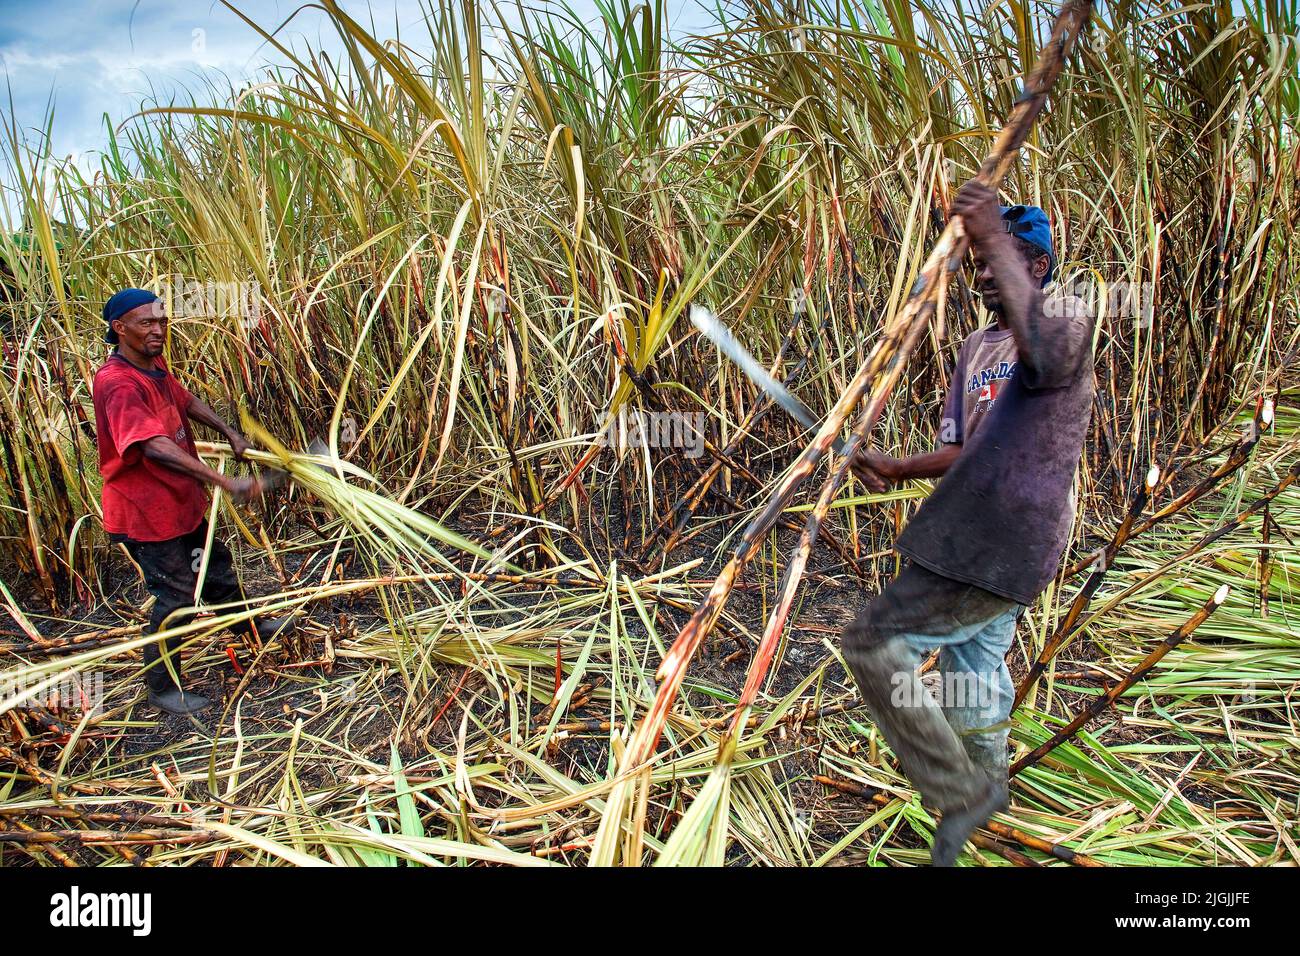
top-left (93, 353), bottom-right (208, 542)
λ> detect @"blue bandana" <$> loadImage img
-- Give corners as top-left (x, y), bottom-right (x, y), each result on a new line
top-left (1000, 205), bottom-right (1055, 285)
top-left (102, 288), bottom-right (159, 344)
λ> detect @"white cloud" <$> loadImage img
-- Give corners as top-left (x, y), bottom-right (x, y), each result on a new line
top-left (0, 0), bottom-right (719, 222)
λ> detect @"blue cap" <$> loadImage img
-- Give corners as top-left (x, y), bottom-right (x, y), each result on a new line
top-left (102, 288), bottom-right (159, 343)
top-left (1000, 205), bottom-right (1055, 285)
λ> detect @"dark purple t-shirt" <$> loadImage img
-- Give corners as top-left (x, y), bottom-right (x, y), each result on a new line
top-left (894, 295), bottom-right (1095, 605)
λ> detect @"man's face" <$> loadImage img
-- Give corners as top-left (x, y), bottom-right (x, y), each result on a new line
top-left (113, 302), bottom-right (168, 357)
top-left (973, 253), bottom-right (1003, 313)
top-left (973, 248), bottom-right (1050, 314)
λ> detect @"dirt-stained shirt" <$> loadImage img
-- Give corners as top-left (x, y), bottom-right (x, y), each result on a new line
top-left (895, 295), bottom-right (1095, 605)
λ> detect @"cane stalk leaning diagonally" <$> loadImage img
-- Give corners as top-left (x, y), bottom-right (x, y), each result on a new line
top-left (587, 0), bottom-right (1097, 866)
top-left (1039, 455), bottom-right (1300, 653)
top-left (1016, 397), bottom-right (1274, 709)
top-left (1010, 585), bottom-right (1230, 777)
top-left (1014, 462), bottom-right (1160, 711)
top-left (1059, 390), bottom-right (1282, 579)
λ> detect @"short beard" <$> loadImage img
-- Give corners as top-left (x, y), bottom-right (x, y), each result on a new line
top-left (979, 289), bottom-right (1003, 315)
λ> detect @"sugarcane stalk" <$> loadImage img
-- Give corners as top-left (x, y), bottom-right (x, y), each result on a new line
top-left (1166, 174), bottom-right (1234, 460)
top-left (1015, 463), bottom-right (1159, 709)
top-left (0, 815), bottom-right (79, 865)
top-left (1135, 397), bottom-right (1273, 536)
top-left (970, 831), bottom-right (1042, 866)
top-left (1021, 398), bottom-right (1275, 706)
top-left (695, 483), bottom-right (869, 575)
top-left (0, 805), bottom-right (190, 827)
top-left (1060, 396), bottom-right (1274, 580)
top-left (1063, 396), bottom-right (1275, 581)
top-left (0, 743), bottom-right (102, 794)
top-left (0, 828), bottom-right (217, 846)
top-left (1010, 584), bottom-right (1229, 776)
top-left (1259, 502), bottom-right (1271, 617)
top-left (729, 357), bottom-right (928, 735)
top-left (1046, 457), bottom-right (1299, 649)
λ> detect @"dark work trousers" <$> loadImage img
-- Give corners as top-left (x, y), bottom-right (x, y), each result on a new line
top-left (121, 520), bottom-right (252, 692)
top-left (841, 562), bottom-right (1023, 814)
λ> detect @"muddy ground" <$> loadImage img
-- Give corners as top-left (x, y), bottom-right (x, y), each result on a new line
top-left (2, 479), bottom-right (1133, 865)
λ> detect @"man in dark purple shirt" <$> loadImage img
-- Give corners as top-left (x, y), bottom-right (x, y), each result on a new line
top-left (841, 181), bottom-right (1096, 865)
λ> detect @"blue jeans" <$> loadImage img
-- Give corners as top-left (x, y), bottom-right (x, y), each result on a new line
top-left (900, 604), bottom-right (1021, 773)
top-left (842, 563), bottom-right (1022, 811)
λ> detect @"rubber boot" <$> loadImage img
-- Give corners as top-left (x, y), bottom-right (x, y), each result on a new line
top-left (931, 770), bottom-right (1007, 866)
top-left (148, 687), bottom-right (212, 715)
top-left (253, 615), bottom-right (295, 641)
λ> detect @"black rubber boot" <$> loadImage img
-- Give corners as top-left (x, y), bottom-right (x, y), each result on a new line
top-left (148, 687), bottom-right (212, 715)
top-left (253, 615), bottom-right (295, 641)
top-left (931, 771), bottom-right (1007, 866)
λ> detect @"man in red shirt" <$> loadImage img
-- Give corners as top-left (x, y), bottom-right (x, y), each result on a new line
top-left (94, 288), bottom-right (291, 715)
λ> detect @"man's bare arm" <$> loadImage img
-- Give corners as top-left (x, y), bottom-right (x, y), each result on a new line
top-left (141, 436), bottom-right (260, 501)
top-left (854, 443), bottom-right (962, 492)
top-left (186, 396), bottom-right (253, 459)
top-left (949, 183), bottom-right (1050, 371)
top-left (950, 182), bottom-right (1091, 389)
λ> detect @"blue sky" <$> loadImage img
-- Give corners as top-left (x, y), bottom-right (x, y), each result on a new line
top-left (0, 0), bottom-right (1271, 171)
top-left (0, 0), bottom-right (717, 220)
top-left (3, 0), bottom-right (1271, 222)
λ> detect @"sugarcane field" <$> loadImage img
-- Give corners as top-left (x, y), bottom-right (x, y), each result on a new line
top-left (0, 0), bottom-right (1297, 902)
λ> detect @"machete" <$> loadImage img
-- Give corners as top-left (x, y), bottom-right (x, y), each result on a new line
top-left (689, 304), bottom-right (848, 456)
